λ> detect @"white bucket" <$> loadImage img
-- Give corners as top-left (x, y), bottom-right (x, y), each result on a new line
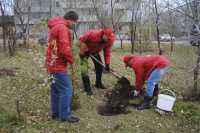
top-left (156, 89), bottom-right (176, 112)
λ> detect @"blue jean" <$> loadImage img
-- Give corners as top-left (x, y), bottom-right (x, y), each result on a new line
top-left (50, 72), bottom-right (73, 120)
top-left (146, 67), bottom-right (168, 97)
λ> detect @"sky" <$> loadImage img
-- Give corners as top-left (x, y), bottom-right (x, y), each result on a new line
top-left (0, 0), bottom-right (14, 16)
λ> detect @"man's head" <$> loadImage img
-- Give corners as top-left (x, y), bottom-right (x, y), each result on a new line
top-left (123, 55), bottom-right (133, 67)
top-left (100, 34), bottom-right (108, 44)
top-left (64, 11), bottom-right (78, 29)
top-left (100, 28), bottom-right (114, 44)
top-left (64, 11), bottom-right (79, 22)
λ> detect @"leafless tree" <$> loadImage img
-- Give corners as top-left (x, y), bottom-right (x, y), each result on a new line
top-left (160, 0), bottom-right (177, 52)
top-left (153, 0), bottom-right (162, 54)
top-left (182, 0), bottom-right (199, 98)
top-left (118, 29), bottom-right (128, 49)
top-left (14, 0), bottom-right (31, 48)
top-left (166, 0), bottom-right (200, 98)
top-left (0, 0), bottom-right (16, 56)
top-left (90, 0), bottom-right (129, 32)
top-left (129, 0), bottom-right (141, 53)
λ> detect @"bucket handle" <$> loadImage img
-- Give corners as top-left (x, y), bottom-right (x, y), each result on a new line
top-left (159, 89), bottom-right (176, 99)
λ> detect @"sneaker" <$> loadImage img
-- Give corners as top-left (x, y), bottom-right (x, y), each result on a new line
top-left (67, 116), bottom-right (80, 123)
top-left (51, 114), bottom-right (58, 120)
top-left (60, 116), bottom-right (80, 123)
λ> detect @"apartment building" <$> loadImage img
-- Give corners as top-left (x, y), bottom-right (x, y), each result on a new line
top-left (15, 0), bottom-right (133, 38)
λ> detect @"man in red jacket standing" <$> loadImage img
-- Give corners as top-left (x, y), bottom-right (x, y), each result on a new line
top-left (123, 55), bottom-right (170, 110)
top-left (78, 28), bottom-right (115, 95)
top-left (45, 11), bottom-right (79, 122)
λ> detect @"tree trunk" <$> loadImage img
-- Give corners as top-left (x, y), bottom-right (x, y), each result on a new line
top-left (170, 34), bottom-right (174, 52)
top-left (25, 6), bottom-right (31, 48)
top-left (2, 26), bottom-right (6, 52)
top-left (131, 24), bottom-right (137, 54)
top-left (139, 31), bottom-right (142, 54)
top-left (193, 47), bottom-right (200, 96)
top-left (7, 26), bottom-right (16, 56)
top-left (23, 36), bottom-right (27, 47)
top-left (154, 0), bottom-right (161, 53)
top-left (120, 39), bottom-right (123, 49)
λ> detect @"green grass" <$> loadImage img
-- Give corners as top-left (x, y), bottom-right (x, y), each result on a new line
top-left (0, 109), bottom-right (24, 133)
top-left (0, 44), bottom-right (200, 133)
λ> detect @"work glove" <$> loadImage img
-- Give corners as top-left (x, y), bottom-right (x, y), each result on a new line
top-left (133, 90), bottom-right (140, 97)
top-left (105, 64), bottom-right (110, 72)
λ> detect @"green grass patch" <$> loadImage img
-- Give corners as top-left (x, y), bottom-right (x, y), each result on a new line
top-left (175, 101), bottom-right (200, 122)
top-left (0, 44), bottom-right (200, 132)
top-left (0, 109), bottom-right (24, 132)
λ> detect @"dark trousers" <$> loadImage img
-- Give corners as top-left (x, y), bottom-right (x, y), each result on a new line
top-left (80, 54), bottom-right (103, 91)
top-left (91, 54), bottom-right (103, 84)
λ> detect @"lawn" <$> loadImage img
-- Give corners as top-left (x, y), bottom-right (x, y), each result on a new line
top-left (0, 43), bottom-right (200, 133)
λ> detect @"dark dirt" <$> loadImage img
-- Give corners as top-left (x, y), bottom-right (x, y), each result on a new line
top-left (97, 77), bottom-right (135, 116)
top-left (0, 68), bottom-right (16, 77)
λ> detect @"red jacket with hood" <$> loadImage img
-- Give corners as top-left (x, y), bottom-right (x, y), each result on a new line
top-left (45, 17), bottom-right (74, 73)
top-left (79, 28), bottom-right (115, 64)
top-left (123, 55), bottom-right (170, 91)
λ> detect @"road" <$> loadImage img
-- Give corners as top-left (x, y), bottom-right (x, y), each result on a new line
top-left (113, 40), bottom-right (190, 48)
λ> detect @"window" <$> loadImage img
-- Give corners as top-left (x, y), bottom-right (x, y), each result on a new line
top-left (56, 1), bottom-right (60, 7)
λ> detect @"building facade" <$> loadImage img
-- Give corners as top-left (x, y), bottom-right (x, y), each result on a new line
top-left (15, 0), bottom-right (133, 38)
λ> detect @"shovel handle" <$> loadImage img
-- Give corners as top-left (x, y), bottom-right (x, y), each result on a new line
top-left (89, 55), bottom-right (121, 79)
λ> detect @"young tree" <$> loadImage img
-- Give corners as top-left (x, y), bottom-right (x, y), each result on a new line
top-left (91, 0), bottom-right (129, 32)
top-left (129, 0), bottom-right (140, 53)
top-left (0, 0), bottom-right (16, 56)
top-left (166, 0), bottom-right (176, 52)
top-left (169, 0), bottom-right (200, 98)
top-left (118, 31), bottom-right (128, 49)
top-left (14, 0), bottom-right (31, 48)
top-left (153, 0), bottom-right (162, 54)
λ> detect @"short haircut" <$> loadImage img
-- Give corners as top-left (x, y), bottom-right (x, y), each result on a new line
top-left (64, 11), bottom-right (79, 21)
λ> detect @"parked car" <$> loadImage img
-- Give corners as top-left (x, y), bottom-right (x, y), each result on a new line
top-left (160, 34), bottom-right (175, 41)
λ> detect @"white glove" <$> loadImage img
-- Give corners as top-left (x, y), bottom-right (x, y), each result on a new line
top-left (134, 90), bottom-right (140, 96)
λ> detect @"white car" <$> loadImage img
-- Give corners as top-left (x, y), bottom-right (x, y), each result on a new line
top-left (160, 34), bottom-right (175, 41)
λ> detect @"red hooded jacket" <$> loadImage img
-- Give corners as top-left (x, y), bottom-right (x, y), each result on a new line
top-left (79, 28), bottom-right (115, 64)
top-left (123, 55), bottom-right (170, 91)
top-left (45, 17), bottom-right (74, 73)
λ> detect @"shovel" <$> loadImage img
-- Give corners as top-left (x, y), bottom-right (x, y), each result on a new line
top-left (89, 55), bottom-right (123, 79)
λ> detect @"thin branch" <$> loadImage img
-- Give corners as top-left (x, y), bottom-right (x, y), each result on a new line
top-left (91, 0), bottom-right (106, 28)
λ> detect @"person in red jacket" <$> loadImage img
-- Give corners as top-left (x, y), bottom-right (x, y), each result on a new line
top-left (45, 11), bottom-right (79, 123)
top-left (123, 55), bottom-right (170, 110)
top-left (78, 28), bottom-right (115, 95)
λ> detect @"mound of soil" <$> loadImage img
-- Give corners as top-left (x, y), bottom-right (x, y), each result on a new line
top-left (97, 77), bottom-right (135, 116)
top-left (0, 68), bottom-right (16, 77)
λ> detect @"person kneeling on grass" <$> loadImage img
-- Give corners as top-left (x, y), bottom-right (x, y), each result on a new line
top-left (45, 11), bottom-right (79, 123)
top-left (123, 54), bottom-right (170, 110)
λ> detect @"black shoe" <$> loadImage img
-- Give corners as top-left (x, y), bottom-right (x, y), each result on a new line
top-left (95, 83), bottom-right (106, 89)
top-left (67, 116), bottom-right (80, 123)
top-left (86, 91), bottom-right (93, 96)
top-left (51, 114), bottom-right (58, 120)
top-left (82, 75), bottom-right (93, 93)
top-left (137, 96), bottom-right (152, 110)
top-left (153, 84), bottom-right (159, 97)
top-left (60, 116), bottom-right (80, 123)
